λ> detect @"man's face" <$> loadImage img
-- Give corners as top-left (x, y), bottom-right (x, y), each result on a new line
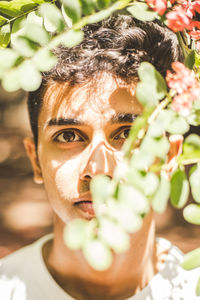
top-left (31, 73), bottom-right (142, 223)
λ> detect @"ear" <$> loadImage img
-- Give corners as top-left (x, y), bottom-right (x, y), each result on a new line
top-left (23, 137), bottom-right (43, 184)
top-left (166, 135), bottom-right (183, 177)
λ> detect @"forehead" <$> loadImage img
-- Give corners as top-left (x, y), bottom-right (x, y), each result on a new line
top-left (39, 72), bottom-right (142, 126)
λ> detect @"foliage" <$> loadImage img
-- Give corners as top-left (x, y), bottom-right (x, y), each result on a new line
top-left (0, 0), bottom-right (200, 294)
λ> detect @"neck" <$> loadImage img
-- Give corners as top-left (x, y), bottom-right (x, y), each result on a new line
top-left (43, 213), bottom-right (158, 300)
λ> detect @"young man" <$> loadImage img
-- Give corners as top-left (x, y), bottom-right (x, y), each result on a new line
top-left (0, 15), bottom-right (199, 300)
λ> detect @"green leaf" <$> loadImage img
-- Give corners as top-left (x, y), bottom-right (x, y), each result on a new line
top-left (64, 218), bottom-right (91, 250)
top-left (2, 68), bottom-right (21, 92)
top-left (182, 248), bottom-right (200, 270)
top-left (196, 277), bottom-right (200, 296)
top-left (107, 199), bottom-right (143, 233)
top-left (97, 0), bottom-right (110, 9)
top-left (39, 3), bottom-right (65, 33)
top-left (12, 36), bottom-right (37, 57)
top-left (141, 135), bottom-right (170, 159)
top-left (83, 239), bottom-right (112, 271)
top-left (137, 62), bottom-right (167, 100)
top-left (60, 29), bottom-right (84, 48)
top-left (19, 60), bottom-right (42, 91)
top-left (0, 16), bottom-right (8, 26)
top-left (170, 169), bottom-right (189, 208)
top-left (183, 204), bottom-right (200, 225)
top-left (189, 164), bottom-right (200, 203)
top-left (62, 0), bottom-right (82, 23)
top-left (126, 169), bottom-right (159, 196)
top-left (136, 82), bottom-right (158, 107)
top-left (152, 172), bottom-right (170, 213)
top-left (118, 184), bottom-right (150, 215)
top-left (178, 134), bottom-right (200, 163)
top-left (127, 3), bottom-right (157, 22)
top-left (185, 50), bottom-right (195, 70)
top-left (82, 0), bottom-right (95, 15)
top-left (90, 175), bottom-right (112, 204)
top-left (33, 48), bottom-right (57, 72)
top-left (99, 217), bottom-right (130, 253)
top-left (0, 48), bottom-right (19, 70)
top-left (88, 6), bottom-right (114, 23)
top-left (166, 111), bottom-right (189, 135)
top-left (0, 1), bottom-right (21, 17)
top-left (25, 21), bottom-right (50, 46)
top-left (0, 24), bottom-right (10, 48)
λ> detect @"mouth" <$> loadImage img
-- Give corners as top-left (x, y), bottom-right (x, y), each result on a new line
top-left (73, 193), bottom-right (95, 217)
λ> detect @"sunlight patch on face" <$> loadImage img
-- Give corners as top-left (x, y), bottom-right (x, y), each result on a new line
top-left (55, 157), bottom-right (81, 201)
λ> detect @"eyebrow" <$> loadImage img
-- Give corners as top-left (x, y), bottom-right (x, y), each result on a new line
top-left (47, 113), bottom-right (138, 127)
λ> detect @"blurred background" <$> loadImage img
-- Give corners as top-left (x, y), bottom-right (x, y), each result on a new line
top-left (0, 87), bottom-right (199, 258)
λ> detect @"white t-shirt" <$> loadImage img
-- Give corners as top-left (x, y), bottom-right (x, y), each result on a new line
top-left (0, 234), bottom-right (199, 300)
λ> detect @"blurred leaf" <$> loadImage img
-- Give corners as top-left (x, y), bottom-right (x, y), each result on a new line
top-left (33, 48), bottom-right (57, 71)
top-left (60, 29), bottom-right (84, 48)
top-left (130, 151), bottom-right (154, 170)
top-left (0, 16), bottom-right (8, 26)
top-left (0, 48), bottom-right (19, 70)
top-left (141, 135), bottom-right (169, 159)
top-left (83, 239), bottom-right (112, 271)
top-left (166, 111), bottom-right (189, 135)
top-left (107, 199), bottom-right (143, 233)
top-left (185, 50), bottom-right (195, 70)
top-left (12, 36), bottom-right (37, 57)
top-left (0, 1), bottom-right (22, 17)
top-left (196, 277), bottom-right (200, 296)
top-left (136, 82), bottom-right (158, 107)
top-left (127, 3), bottom-right (157, 22)
top-left (170, 169), bottom-right (189, 208)
top-left (19, 60), bottom-right (42, 91)
top-left (99, 217), bottom-right (130, 253)
top-left (126, 169), bottom-right (159, 196)
top-left (82, 0), bottom-right (95, 15)
top-left (64, 218), bottom-right (91, 250)
top-left (182, 248), bottom-right (200, 270)
top-left (152, 172), bottom-right (170, 213)
top-left (97, 0), bottom-right (110, 9)
top-left (0, 24), bottom-right (10, 48)
top-left (25, 21), bottom-right (50, 46)
top-left (26, 10), bottom-right (43, 25)
top-left (183, 204), bottom-right (200, 225)
top-left (39, 3), bottom-right (65, 33)
top-left (189, 164), bottom-right (200, 203)
top-left (2, 68), bottom-right (21, 92)
top-left (90, 175), bottom-right (112, 204)
top-left (118, 184), bottom-right (150, 215)
top-left (179, 134), bottom-right (200, 163)
top-left (62, 0), bottom-right (82, 23)
top-left (88, 5), bottom-right (115, 23)
top-left (138, 62), bottom-right (167, 99)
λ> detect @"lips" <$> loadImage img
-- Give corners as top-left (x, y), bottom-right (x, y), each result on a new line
top-left (73, 192), bottom-right (95, 217)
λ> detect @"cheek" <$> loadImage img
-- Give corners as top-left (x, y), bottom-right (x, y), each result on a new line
top-left (55, 157), bottom-right (81, 200)
top-left (40, 154), bottom-right (82, 202)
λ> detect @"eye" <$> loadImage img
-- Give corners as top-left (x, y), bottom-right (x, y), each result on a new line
top-left (114, 127), bottom-right (130, 140)
top-left (54, 130), bottom-right (84, 143)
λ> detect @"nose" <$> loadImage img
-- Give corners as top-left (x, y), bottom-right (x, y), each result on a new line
top-left (80, 142), bottom-right (117, 181)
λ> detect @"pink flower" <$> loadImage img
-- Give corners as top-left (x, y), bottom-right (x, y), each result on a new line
top-left (182, 0), bottom-right (196, 18)
top-left (172, 93), bottom-right (192, 114)
top-left (166, 62), bottom-right (200, 114)
top-left (166, 7), bottom-right (191, 31)
top-left (189, 30), bottom-right (200, 40)
top-left (166, 62), bottom-right (196, 93)
top-left (146, 0), bottom-right (167, 15)
top-left (193, 0), bottom-right (200, 13)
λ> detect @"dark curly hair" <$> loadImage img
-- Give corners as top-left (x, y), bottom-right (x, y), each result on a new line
top-left (28, 15), bottom-right (183, 147)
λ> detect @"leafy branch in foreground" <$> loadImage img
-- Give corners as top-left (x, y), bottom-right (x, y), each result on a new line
top-left (0, 0), bottom-right (200, 294)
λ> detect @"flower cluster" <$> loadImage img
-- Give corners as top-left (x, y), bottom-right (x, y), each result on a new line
top-left (166, 62), bottom-right (200, 114)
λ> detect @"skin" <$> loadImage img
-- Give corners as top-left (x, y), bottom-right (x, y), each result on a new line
top-left (24, 72), bottom-right (175, 300)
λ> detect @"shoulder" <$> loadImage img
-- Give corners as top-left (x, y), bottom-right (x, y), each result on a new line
top-left (0, 234), bottom-right (53, 300)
